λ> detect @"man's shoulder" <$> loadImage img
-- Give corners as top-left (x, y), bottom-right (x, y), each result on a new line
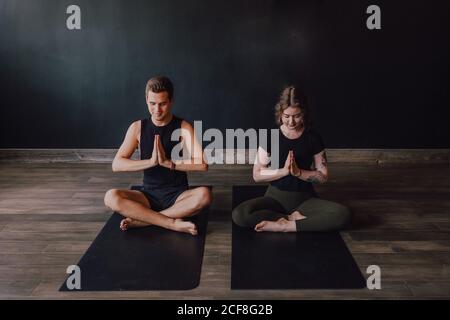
top-left (128, 120), bottom-right (142, 140)
top-left (130, 119), bottom-right (142, 129)
top-left (180, 118), bottom-right (193, 130)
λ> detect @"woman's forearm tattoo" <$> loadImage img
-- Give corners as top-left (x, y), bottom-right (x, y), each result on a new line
top-left (306, 171), bottom-right (327, 183)
top-left (321, 152), bottom-right (328, 166)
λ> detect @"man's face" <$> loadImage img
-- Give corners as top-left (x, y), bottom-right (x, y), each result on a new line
top-left (281, 106), bottom-right (303, 129)
top-left (146, 91), bottom-right (172, 121)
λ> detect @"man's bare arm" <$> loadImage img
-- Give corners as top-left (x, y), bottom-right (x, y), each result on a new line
top-left (170, 120), bottom-right (208, 172)
top-left (112, 121), bottom-right (156, 172)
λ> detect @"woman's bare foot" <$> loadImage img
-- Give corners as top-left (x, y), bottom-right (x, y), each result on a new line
top-left (255, 218), bottom-right (296, 232)
top-left (120, 218), bottom-right (150, 231)
top-left (288, 210), bottom-right (307, 221)
top-left (171, 219), bottom-right (198, 236)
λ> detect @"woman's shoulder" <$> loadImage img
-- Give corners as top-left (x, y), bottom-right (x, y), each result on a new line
top-left (304, 127), bottom-right (323, 140)
top-left (304, 127), bottom-right (325, 153)
top-left (304, 126), bottom-right (320, 135)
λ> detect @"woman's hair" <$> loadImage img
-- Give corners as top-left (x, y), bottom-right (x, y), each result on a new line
top-left (145, 76), bottom-right (174, 101)
top-left (274, 85), bottom-right (310, 127)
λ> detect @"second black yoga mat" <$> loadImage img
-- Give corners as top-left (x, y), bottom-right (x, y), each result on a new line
top-left (231, 185), bottom-right (366, 290)
top-left (60, 186), bottom-right (209, 291)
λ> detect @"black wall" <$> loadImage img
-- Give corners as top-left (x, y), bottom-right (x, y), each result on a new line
top-left (1, 0), bottom-right (449, 148)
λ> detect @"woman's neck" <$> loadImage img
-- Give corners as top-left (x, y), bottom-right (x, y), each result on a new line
top-left (281, 124), bottom-right (304, 139)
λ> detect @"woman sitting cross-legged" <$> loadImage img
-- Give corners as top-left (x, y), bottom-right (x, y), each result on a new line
top-left (232, 86), bottom-right (351, 232)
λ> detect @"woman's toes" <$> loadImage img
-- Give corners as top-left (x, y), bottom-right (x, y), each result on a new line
top-left (277, 218), bottom-right (288, 224)
top-left (255, 221), bottom-right (266, 231)
top-left (289, 211), bottom-right (306, 221)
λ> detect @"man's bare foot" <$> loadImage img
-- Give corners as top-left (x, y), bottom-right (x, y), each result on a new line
top-left (288, 210), bottom-right (307, 221)
top-left (171, 219), bottom-right (198, 236)
top-left (120, 218), bottom-right (150, 231)
top-left (255, 218), bottom-right (296, 232)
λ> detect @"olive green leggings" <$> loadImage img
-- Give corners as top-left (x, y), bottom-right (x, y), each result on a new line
top-left (232, 185), bottom-right (351, 232)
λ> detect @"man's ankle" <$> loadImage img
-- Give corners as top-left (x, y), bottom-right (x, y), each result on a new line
top-left (166, 218), bottom-right (176, 230)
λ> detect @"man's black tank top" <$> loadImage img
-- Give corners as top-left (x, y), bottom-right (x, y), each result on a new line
top-left (140, 115), bottom-right (188, 188)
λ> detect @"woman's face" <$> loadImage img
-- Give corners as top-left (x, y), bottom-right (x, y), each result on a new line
top-left (281, 106), bottom-right (304, 130)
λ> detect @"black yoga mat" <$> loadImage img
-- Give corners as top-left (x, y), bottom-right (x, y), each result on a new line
top-left (60, 186), bottom-right (210, 291)
top-left (231, 185), bottom-right (366, 290)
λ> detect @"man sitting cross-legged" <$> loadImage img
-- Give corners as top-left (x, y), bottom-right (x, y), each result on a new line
top-left (104, 76), bottom-right (212, 236)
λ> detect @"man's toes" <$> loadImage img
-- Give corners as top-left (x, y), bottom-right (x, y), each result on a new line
top-left (120, 219), bottom-right (129, 230)
top-left (189, 224), bottom-right (198, 235)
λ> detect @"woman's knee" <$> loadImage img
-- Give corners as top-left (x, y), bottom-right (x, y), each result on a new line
top-left (330, 204), bottom-right (352, 230)
top-left (232, 204), bottom-right (253, 227)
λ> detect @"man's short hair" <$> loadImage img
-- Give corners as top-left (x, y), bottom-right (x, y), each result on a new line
top-left (145, 76), bottom-right (174, 100)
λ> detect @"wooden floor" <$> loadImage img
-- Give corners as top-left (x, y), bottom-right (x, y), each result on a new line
top-left (0, 162), bottom-right (449, 299)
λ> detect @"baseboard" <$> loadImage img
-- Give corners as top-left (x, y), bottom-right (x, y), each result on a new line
top-left (1, 148), bottom-right (449, 164)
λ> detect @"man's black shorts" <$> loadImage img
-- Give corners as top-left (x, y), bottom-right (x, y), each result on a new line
top-left (136, 185), bottom-right (188, 212)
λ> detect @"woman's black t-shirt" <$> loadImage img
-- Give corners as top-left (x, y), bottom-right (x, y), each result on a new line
top-left (262, 127), bottom-right (325, 194)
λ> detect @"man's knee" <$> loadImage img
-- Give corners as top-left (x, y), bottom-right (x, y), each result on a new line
top-left (104, 189), bottom-right (122, 211)
top-left (193, 187), bottom-right (212, 210)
